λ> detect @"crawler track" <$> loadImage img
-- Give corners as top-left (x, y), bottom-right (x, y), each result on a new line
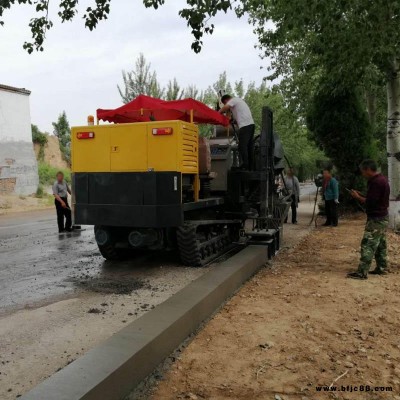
top-left (177, 220), bottom-right (242, 266)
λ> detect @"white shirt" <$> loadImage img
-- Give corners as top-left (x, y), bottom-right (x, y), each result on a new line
top-left (227, 97), bottom-right (254, 129)
top-left (284, 176), bottom-right (300, 198)
top-left (53, 181), bottom-right (70, 198)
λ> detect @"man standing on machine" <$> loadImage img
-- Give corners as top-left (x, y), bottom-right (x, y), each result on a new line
top-left (219, 95), bottom-right (255, 170)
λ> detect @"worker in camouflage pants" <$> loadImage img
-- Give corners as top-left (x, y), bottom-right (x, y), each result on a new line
top-left (348, 160), bottom-right (390, 280)
top-left (358, 218), bottom-right (388, 276)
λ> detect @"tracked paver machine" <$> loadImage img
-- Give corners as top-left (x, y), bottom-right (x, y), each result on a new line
top-left (71, 95), bottom-right (290, 265)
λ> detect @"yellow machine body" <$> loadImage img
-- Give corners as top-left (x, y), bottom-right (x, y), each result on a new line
top-left (71, 120), bottom-right (199, 175)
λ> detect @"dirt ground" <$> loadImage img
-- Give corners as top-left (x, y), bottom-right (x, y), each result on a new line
top-left (151, 215), bottom-right (400, 400)
top-left (0, 194), bottom-right (52, 215)
top-left (33, 135), bottom-right (69, 169)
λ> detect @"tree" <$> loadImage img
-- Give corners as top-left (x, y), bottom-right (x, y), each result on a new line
top-left (183, 85), bottom-right (204, 101)
top-left (0, 1), bottom-right (233, 53)
top-left (118, 53), bottom-right (164, 103)
top-left (166, 78), bottom-right (183, 100)
top-left (307, 77), bottom-right (377, 196)
top-left (53, 111), bottom-right (71, 164)
top-left (241, 0), bottom-right (400, 227)
top-left (243, 81), bottom-right (324, 179)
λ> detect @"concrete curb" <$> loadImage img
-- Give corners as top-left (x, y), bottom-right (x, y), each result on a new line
top-left (21, 246), bottom-right (267, 400)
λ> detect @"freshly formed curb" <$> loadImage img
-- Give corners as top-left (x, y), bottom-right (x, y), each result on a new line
top-left (21, 246), bottom-right (267, 400)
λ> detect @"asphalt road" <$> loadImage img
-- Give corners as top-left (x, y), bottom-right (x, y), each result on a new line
top-left (0, 183), bottom-right (316, 315)
top-left (0, 209), bottom-right (184, 315)
top-left (0, 209), bottom-right (98, 312)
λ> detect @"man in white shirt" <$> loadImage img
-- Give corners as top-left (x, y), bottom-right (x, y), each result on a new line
top-left (219, 95), bottom-right (255, 170)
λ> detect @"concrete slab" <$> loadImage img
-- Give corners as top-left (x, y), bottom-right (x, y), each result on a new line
top-left (21, 246), bottom-right (267, 400)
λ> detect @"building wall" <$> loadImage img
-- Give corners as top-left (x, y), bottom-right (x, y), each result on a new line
top-left (0, 89), bottom-right (39, 195)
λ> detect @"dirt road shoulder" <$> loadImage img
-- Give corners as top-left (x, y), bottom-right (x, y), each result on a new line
top-left (150, 215), bottom-right (400, 400)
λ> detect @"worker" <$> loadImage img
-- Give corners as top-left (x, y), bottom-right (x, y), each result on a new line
top-left (322, 168), bottom-right (339, 227)
top-left (284, 168), bottom-right (300, 224)
top-left (53, 171), bottom-right (72, 233)
top-left (347, 159), bottom-right (390, 280)
top-left (219, 95), bottom-right (255, 170)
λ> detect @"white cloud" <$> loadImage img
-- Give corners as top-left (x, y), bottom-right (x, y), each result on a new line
top-left (0, 0), bottom-right (269, 132)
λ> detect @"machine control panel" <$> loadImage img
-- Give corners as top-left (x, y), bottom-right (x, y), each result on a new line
top-left (211, 146), bottom-right (229, 156)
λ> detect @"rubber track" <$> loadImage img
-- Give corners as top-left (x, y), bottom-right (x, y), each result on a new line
top-left (177, 224), bottom-right (202, 266)
top-left (177, 222), bottom-right (240, 267)
top-left (98, 243), bottom-right (125, 261)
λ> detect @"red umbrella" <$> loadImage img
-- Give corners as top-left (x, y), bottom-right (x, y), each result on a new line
top-left (97, 95), bottom-right (229, 126)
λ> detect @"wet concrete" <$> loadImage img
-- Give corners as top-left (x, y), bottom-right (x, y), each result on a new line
top-left (0, 209), bottom-right (178, 315)
top-left (21, 246), bottom-right (267, 400)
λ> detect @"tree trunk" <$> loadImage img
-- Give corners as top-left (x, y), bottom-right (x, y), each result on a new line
top-left (387, 60), bottom-right (400, 230)
top-left (365, 89), bottom-right (377, 129)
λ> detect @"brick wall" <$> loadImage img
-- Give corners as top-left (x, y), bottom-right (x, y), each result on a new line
top-left (0, 177), bottom-right (17, 193)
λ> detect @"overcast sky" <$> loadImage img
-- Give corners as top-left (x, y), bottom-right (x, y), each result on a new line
top-left (0, 1), bottom-right (268, 133)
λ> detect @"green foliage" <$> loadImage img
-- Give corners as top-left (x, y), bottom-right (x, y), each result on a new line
top-left (1, 0), bottom-right (111, 53)
top-left (118, 54), bottom-right (207, 104)
top-left (242, 81), bottom-right (325, 179)
top-left (118, 53), bottom-right (165, 103)
top-left (38, 162), bottom-right (71, 186)
top-left (31, 124), bottom-right (48, 145)
top-left (1, 0), bottom-right (233, 54)
top-left (35, 184), bottom-right (45, 198)
top-left (52, 111), bottom-right (71, 164)
top-left (307, 78), bottom-right (377, 194)
top-left (183, 85), bottom-right (204, 101)
top-left (166, 78), bottom-right (183, 100)
top-left (32, 124), bottom-right (48, 161)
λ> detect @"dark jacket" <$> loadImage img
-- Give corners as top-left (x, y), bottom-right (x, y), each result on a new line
top-left (366, 174), bottom-right (390, 220)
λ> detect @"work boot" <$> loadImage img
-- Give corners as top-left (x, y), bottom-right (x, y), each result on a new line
top-left (369, 269), bottom-right (387, 276)
top-left (347, 271), bottom-right (368, 280)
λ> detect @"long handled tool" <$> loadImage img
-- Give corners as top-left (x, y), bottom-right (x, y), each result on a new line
top-left (309, 186), bottom-right (320, 226)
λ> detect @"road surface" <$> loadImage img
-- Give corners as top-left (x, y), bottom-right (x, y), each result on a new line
top-left (0, 208), bottom-right (211, 399)
top-left (0, 208), bottom-right (189, 315)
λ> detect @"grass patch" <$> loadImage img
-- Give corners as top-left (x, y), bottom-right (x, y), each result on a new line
top-left (35, 185), bottom-right (45, 198)
top-left (38, 163), bottom-right (71, 186)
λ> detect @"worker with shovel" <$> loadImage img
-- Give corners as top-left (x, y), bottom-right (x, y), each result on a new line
top-left (53, 171), bottom-right (72, 233)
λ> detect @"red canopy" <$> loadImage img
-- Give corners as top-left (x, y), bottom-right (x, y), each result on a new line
top-left (97, 94), bottom-right (229, 126)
